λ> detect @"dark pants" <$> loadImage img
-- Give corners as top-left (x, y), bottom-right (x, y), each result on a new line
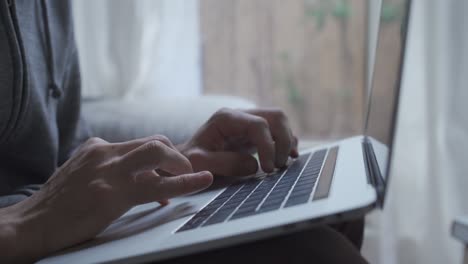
top-left (158, 218), bottom-right (367, 264)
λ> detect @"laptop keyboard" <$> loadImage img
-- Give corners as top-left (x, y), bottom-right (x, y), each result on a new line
top-left (176, 149), bottom-right (328, 232)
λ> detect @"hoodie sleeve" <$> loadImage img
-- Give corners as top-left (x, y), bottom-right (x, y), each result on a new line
top-left (0, 184), bottom-right (42, 208)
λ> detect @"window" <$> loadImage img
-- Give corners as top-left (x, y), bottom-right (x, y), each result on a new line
top-left (200, 0), bottom-right (367, 140)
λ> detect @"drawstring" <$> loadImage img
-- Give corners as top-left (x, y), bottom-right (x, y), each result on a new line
top-left (40, 0), bottom-right (62, 98)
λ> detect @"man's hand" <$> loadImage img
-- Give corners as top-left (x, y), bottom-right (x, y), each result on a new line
top-left (178, 108), bottom-right (299, 177)
top-left (0, 136), bottom-right (213, 262)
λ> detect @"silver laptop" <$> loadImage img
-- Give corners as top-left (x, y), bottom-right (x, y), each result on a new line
top-left (40, 0), bottom-right (411, 263)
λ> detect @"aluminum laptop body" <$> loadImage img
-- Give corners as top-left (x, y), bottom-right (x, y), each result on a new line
top-left (39, 0), bottom-right (411, 263)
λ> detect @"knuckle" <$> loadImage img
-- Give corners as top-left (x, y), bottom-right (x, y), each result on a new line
top-left (216, 107), bottom-right (233, 115)
top-left (86, 137), bottom-right (106, 146)
top-left (145, 140), bottom-right (166, 153)
top-left (268, 108), bottom-right (288, 125)
top-left (252, 116), bottom-right (269, 130)
top-left (185, 148), bottom-right (205, 165)
top-left (151, 135), bottom-right (172, 146)
top-left (272, 108), bottom-right (287, 120)
top-left (176, 175), bottom-right (190, 190)
top-left (83, 137), bottom-right (109, 156)
top-left (142, 141), bottom-right (168, 163)
top-left (180, 155), bottom-right (193, 170)
top-left (213, 107), bottom-right (233, 120)
top-left (87, 144), bottom-right (108, 159)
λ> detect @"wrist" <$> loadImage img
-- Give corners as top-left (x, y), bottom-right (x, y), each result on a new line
top-left (0, 208), bottom-right (21, 262)
top-left (0, 196), bottom-right (50, 262)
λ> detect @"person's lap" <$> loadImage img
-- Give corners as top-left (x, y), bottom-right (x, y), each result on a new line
top-left (157, 218), bottom-right (367, 264)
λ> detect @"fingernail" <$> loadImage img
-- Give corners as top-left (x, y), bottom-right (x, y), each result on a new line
top-left (198, 171), bottom-right (212, 177)
top-left (291, 149), bottom-right (299, 158)
top-left (197, 171), bottom-right (214, 185)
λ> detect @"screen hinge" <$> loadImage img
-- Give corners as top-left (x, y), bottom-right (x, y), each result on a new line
top-left (362, 139), bottom-right (385, 208)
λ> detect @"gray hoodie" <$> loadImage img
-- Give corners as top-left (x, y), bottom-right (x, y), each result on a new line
top-left (0, 0), bottom-right (88, 207)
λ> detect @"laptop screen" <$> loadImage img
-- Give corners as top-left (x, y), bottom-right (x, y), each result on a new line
top-left (364, 0), bottom-right (411, 192)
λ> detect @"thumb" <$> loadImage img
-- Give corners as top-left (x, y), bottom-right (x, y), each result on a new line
top-left (192, 151), bottom-right (259, 177)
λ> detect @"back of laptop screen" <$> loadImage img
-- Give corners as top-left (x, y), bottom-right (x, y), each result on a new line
top-left (365, 0), bottom-right (410, 184)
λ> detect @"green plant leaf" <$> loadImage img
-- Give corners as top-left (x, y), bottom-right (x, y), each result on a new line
top-left (304, 1), bottom-right (328, 31)
top-left (332, 0), bottom-right (351, 19)
top-left (381, 3), bottom-right (400, 23)
top-left (286, 77), bottom-right (303, 106)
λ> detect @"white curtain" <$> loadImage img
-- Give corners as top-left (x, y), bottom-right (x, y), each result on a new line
top-left (365, 0), bottom-right (468, 263)
top-left (73, 0), bottom-right (255, 146)
top-left (423, 0), bottom-right (468, 262)
top-left (72, 0), bottom-right (201, 99)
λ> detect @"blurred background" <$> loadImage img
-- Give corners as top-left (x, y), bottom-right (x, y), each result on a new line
top-left (198, 0), bottom-right (368, 140)
top-left (72, 0), bottom-right (468, 263)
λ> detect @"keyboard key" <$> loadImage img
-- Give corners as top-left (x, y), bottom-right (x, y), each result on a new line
top-left (293, 184), bottom-right (314, 192)
top-left (203, 214), bottom-right (229, 226)
top-left (284, 196), bottom-right (309, 207)
top-left (235, 206), bottom-right (256, 215)
top-left (291, 188), bottom-right (313, 197)
top-left (218, 185), bottom-right (242, 197)
top-left (230, 210), bottom-right (256, 220)
top-left (258, 204), bottom-right (281, 213)
top-left (261, 197), bottom-right (284, 207)
top-left (238, 203), bottom-right (258, 212)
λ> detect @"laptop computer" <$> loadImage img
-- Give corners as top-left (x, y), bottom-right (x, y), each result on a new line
top-left (39, 0), bottom-right (411, 263)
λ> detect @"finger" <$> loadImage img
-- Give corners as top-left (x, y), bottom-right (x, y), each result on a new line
top-left (241, 116), bottom-right (275, 172)
top-left (245, 109), bottom-right (294, 167)
top-left (120, 140), bottom-right (193, 176)
top-left (158, 199), bottom-right (170, 206)
top-left (155, 169), bottom-right (173, 177)
top-left (271, 125), bottom-right (292, 168)
top-left (133, 171), bottom-right (171, 205)
top-left (158, 171), bottom-right (213, 199)
top-left (290, 136), bottom-right (299, 158)
top-left (189, 151), bottom-right (259, 177)
top-left (114, 135), bottom-right (176, 155)
top-left (132, 171), bottom-right (213, 204)
top-left (212, 109), bottom-right (275, 172)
